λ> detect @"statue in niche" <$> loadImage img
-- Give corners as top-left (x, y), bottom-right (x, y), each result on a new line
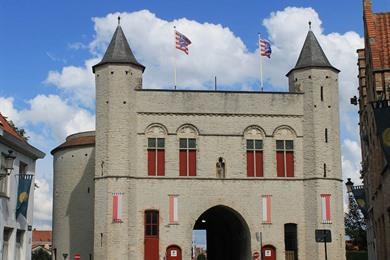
top-left (216, 157), bottom-right (226, 178)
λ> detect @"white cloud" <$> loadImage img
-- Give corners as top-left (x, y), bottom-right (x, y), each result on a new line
top-left (0, 97), bottom-right (21, 125)
top-left (45, 58), bottom-right (99, 108)
top-left (33, 178), bottom-right (52, 223)
top-left (20, 94), bottom-right (95, 140)
top-left (89, 11), bottom-right (258, 90)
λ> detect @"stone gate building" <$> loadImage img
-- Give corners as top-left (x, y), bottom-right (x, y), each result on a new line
top-left (52, 23), bottom-right (346, 260)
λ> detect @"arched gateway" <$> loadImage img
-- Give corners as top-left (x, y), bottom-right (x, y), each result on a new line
top-left (193, 205), bottom-right (251, 260)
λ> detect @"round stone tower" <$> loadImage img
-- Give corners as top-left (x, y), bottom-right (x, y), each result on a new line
top-left (52, 131), bottom-right (95, 259)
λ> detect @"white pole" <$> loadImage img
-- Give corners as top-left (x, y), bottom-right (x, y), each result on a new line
top-left (258, 33), bottom-right (263, 91)
top-left (174, 26), bottom-right (177, 89)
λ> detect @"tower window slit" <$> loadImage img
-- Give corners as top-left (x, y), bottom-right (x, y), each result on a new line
top-left (323, 163), bottom-right (327, 177)
top-left (325, 128), bottom-right (328, 143)
top-left (321, 86), bottom-right (324, 101)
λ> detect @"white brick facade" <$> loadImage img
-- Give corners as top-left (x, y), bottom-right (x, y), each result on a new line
top-left (52, 26), bottom-right (346, 260)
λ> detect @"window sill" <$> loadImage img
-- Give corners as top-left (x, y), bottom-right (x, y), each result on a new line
top-left (321, 221), bottom-right (332, 224)
top-left (262, 222), bottom-right (272, 225)
top-left (168, 222), bottom-right (179, 226)
top-left (0, 192), bottom-right (10, 199)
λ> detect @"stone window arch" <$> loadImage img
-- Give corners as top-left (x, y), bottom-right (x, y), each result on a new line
top-left (177, 124), bottom-right (198, 176)
top-left (244, 126), bottom-right (265, 177)
top-left (145, 124), bottom-right (167, 176)
top-left (273, 125), bottom-right (296, 177)
top-left (145, 124), bottom-right (168, 138)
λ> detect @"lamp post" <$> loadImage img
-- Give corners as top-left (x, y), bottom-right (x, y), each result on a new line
top-left (345, 178), bottom-right (354, 194)
top-left (0, 150), bottom-right (16, 179)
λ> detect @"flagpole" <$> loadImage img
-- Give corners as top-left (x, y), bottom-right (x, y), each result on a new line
top-left (174, 26), bottom-right (177, 90)
top-left (258, 33), bottom-right (263, 91)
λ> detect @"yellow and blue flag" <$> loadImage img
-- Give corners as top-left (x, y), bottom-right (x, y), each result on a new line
top-left (16, 174), bottom-right (33, 218)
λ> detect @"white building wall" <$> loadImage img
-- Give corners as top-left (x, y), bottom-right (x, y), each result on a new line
top-left (0, 142), bottom-right (37, 260)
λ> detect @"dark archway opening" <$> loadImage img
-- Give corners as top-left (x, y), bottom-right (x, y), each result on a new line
top-left (193, 205), bottom-right (251, 260)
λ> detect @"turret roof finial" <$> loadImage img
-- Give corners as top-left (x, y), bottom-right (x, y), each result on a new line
top-left (118, 16), bottom-right (121, 26)
top-left (309, 21), bottom-right (312, 31)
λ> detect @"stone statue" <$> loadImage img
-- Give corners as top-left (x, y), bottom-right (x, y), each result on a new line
top-left (216, 157), bottom-right (226, 178)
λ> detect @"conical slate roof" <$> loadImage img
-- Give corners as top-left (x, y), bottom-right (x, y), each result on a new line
top-left (92, 25), bottom-right (145, 72)
top-left (287, 30), bottom-right (339, 76)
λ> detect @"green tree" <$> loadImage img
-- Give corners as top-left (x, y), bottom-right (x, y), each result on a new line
top-left (197, 254), bottom-right (206, 260)
top-left (32, 247), bottom-right (52, 260)
top-left (345, 194), bottom-right (367, 250)
top-left (7, 120), bottom-right (29, 141)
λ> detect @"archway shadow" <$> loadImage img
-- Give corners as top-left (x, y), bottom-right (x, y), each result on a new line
top-left (193, 205), bottom-right (251, 260)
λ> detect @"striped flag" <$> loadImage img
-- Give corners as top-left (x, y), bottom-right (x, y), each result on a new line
top-left (321, 194), bottom-right (332, 224)
top-left (175, 30), bottom-right (192, 55)
top-left (262, 195), bottom-right (272, 223)
top-left (169, 195), bottom-right (179, 223)
top-left (260, 39), bottom-right (272, 58)
top-left (112, 192), bottom-right (123, 223)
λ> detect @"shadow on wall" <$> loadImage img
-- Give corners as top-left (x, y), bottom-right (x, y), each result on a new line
top-left (66, 148), bottom-right (95, 260)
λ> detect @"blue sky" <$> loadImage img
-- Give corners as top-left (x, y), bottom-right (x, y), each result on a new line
top-left (1, 0), bottom-right (389, 101)
top-left (0, 0), bottom-right (389, 229)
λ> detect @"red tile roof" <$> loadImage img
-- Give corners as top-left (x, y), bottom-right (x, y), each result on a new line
top-left (364, 0), bottom-right (390, 69)
top-left (32, 230), bottom-right (52, 242)
top-left (0, 112), bottom-right (25, 142)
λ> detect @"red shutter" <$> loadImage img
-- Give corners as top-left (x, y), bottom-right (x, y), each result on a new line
top-left (188, 150), bottom-right (196, 176)
top-left (286, 151), bottom-right (294, 177)
top-left (276, 151), bottom-right (285, 177)
top-left (148, 150), bottom-right (156, 176)
top-left (179, 150), bottom-right (187, 176)
top-left (145, 237), bottom-right (159, 260)
top-left (246, 151), bottom-right (254, 177)
top-left (255, 151), bottom-right (263, 177)
top-left (157, 150), bottom-right (165, 176)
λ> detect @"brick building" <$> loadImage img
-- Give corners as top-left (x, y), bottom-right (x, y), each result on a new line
top-left (52, 21), bottom-right (346, 260)
top-left (356, 1), bottom-right (390, 259)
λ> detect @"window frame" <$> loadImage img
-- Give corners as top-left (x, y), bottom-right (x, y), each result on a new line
top-left (147, 137), bottom-right (165, 176)
top-left (0, 153), bottom-right (9, 195)
top-left (144, 210), bottom-right (159, 237)
top-left (276, 140), bottom-right (294, 177)
top-left (179, 138), bottom-right (197, 176)
top-left (246, 139), bottom-right (264, 177)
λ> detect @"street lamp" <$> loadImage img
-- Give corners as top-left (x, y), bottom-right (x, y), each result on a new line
top-left (345, 178), bottom-right (354, 193)
top-left (0, 150), bottom-right (16, 179)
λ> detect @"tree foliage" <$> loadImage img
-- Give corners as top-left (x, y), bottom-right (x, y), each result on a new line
top-left (345, 194), bottom-right (367, 250)
top-left (197, 254), bottom-right (207, 260)
top-left (32, 247), bottom-right (52, 260)
top-left (7, 119), bottom-right (29, 141)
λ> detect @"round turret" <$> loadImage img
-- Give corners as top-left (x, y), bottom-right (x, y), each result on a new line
top-left (51, 131), bottom-right (95, 259)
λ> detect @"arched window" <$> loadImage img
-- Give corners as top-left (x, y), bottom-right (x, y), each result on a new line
top-left (177, 125), bottom-right (198, 176)
top-left (146, 124), bottom-right (167, 176)
top-left (274, 126), bottom-right (296, 177)
top-left (244, 126), bottom-right (264, 177)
